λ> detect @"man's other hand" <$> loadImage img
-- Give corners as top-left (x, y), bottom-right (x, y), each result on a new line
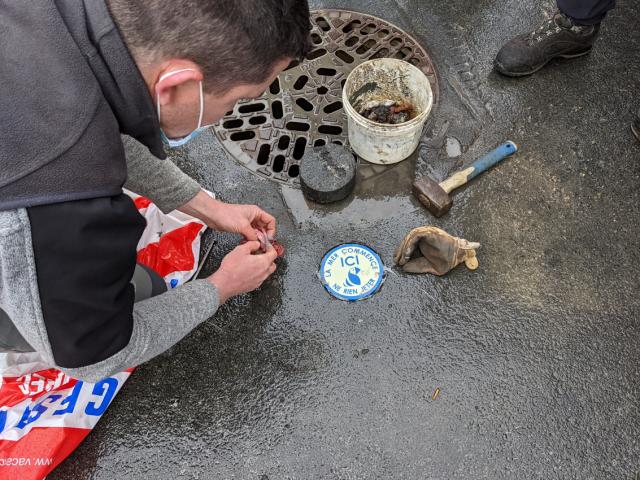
top-left (210, 202), bottom-right (276, 241)
top-left (179, 190), bottom-right (277, 241)
top-left (208, 241), bottom-right (278, 303)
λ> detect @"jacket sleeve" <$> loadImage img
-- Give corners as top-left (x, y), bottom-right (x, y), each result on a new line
top-left (122, 135), bottom-right (201, 213)
top-left (63, 280), bottom-right (219, 383)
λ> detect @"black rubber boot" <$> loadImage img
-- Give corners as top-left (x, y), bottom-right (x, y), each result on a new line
top-left (495, 12), bottom-right (600, 77)
top-left (633, 109), bottom-right (640, 142)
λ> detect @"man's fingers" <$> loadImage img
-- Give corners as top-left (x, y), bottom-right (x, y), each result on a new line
top-left (241, 240), bottom-right (262, 253)
top-left (265, 218), bottom-right (276, 239)
top-left (241, 226), bottom-right (258, 241)
top-left (254, 242), bottom-right (278, 261)
top-left (259, 245), bottom-right (278, 262)
top-left (268, 263), bottom-right (277, 274)
top-left (255, 210), bottom-right (277, 239)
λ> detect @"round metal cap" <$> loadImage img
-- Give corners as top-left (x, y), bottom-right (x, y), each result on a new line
top-left (300, 144), bottom-right (357, 204)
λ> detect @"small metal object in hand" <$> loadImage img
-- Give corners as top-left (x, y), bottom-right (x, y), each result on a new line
top-left (241, 228), bottom-right (285, 257)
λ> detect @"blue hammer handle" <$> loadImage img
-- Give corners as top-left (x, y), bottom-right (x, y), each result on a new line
top-left (440, 141), bottom-right (518, 193)
top-left (468, 141), bottom-right (518, 181)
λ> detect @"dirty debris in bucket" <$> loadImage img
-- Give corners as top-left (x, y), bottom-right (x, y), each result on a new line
top-left (343, 58), bottom-right (434, 164)
top-left (358, 99), bottom-right (415, 124)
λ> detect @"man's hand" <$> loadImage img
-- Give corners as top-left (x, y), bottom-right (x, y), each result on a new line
top-left (207, 202), bottom-right (276, 241)
top-left (178, 190), bottom-right (276, 241)
top-left (208, 241), bottom-right (278, 303)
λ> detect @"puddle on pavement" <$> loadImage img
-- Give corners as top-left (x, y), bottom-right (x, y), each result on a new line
top-left (446, 137), bottom-right (462, 157)
top-left (281, 152), bottom-right (419, 229)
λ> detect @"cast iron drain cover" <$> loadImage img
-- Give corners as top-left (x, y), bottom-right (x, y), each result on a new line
top-left (213, 9), bottom-right (439, 187)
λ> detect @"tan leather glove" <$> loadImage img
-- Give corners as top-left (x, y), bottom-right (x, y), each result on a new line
top-left (394, 226), bottom-right (480, 275)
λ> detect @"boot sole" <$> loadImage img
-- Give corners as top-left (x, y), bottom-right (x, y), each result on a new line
top-left (495, 48), bottom-right (592, 77)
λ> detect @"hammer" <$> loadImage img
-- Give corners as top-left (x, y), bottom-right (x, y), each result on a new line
top-left (413, 141), bottom-right (518, 217)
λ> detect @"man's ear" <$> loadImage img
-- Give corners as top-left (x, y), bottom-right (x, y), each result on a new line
top-left (155, 61), bottom-right (204, 107)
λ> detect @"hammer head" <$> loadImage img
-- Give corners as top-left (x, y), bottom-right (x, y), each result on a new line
top-left (412, 176), bottom-right (452, 218)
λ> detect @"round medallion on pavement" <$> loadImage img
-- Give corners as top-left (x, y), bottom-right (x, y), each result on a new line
top-left (319, 244), bottom-right (384, 301)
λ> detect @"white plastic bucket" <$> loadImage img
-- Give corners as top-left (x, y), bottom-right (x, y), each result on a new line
top-left (343, 58), bottom-right (433, 165)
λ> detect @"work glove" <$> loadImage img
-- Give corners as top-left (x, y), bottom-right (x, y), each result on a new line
top-left (394, 226), bottom-right (480, 275)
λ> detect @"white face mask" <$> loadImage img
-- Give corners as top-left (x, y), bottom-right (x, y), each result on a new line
top-left (156, 68), bottom-right (210, 148)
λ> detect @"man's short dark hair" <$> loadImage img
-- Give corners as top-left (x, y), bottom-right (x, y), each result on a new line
top-left (106, 0), bottom-right (312, 93)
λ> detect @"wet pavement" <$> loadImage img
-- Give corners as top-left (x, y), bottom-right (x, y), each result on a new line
top-left (52, 0), bottom-right (640, 478)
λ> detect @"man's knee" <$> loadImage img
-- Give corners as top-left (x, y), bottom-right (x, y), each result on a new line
top-left (131, 263), bottom-right (167, 302)
top-left (0, 308), bottom-right (34, 353)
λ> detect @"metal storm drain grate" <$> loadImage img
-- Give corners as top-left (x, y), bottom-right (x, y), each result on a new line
top-left (213, 9), bottom-right (439, 187)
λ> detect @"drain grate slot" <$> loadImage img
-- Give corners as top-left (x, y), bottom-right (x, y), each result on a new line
top-left (323, 101), bottom-right (343, 114)
top-left (293, 75), bottom-right (309, 90)
top-left (286, 121), bottom-right (311, 132)
top-left (345, 36), bottom-right (359, 47)
top-left (356, 39), bottom-right (377, 55)
top-left (335, 50), bottom-right (355, 63)
top-left (394, 46), bottom-right (413, 59)
top-left (223, 119), bottom-right (243, 129)
top-left (360, 23), bottom-right (377, 34)
top-left (317, 68), bottom-right (337, 76)
top-left (213, 9), bottom-right (439, 187)
top-left (269, 79), bottom-right (280, 95)
top-left (292, 138), bottom-right (307, 160)
top-left (257, 144), bottom-right (270, 165)
top-left (307, 49), bottom-right (327, 60)
top-left (370, 48), bottom-right (390, 59)
top-left (230, 131), bottom-right (255, 141)
top-left (272, 155), bottom-right (286, 172)
top-left (296, 98), bottom-right (314, 112)
top-left (238, 103), bottom-right (266, 114)
top-left (249, 115), bottom-right (267, 125)
top-left (288, 164), bottom-right (300, 177)
top-left (318, 125), bottom-right (342, 136)
top-left (272, 101), bottom-right (284, 119)
top-left (316, 17), bottom-right (331, 31)
top-left (278, 135), bottom-right (291, 151)
top-left (342, 20), bottom-right (362, 33)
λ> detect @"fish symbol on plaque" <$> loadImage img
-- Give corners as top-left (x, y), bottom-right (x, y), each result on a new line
top-left (344, 266), bottom-right (362, 288)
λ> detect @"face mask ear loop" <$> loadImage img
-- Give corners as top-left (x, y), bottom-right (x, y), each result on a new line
top-left (155, 68), bottom-right (197, 126)
top-left (156, 92), bottom-right (162, 123)
top-left (196, 81), bottom-right (204, 129)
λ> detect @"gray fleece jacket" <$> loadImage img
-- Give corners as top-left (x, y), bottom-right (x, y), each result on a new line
top-left (0, 0), bottom-right (220, 381)
top-left (0, 138), bottom-right (220, 382)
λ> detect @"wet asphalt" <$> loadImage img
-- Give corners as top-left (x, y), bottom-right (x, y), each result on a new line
top-left (52, 0), bottom-right (640, 478)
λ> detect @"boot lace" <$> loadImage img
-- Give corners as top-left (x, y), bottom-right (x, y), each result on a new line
top-left (527, 16), bottom-right (564, 45)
